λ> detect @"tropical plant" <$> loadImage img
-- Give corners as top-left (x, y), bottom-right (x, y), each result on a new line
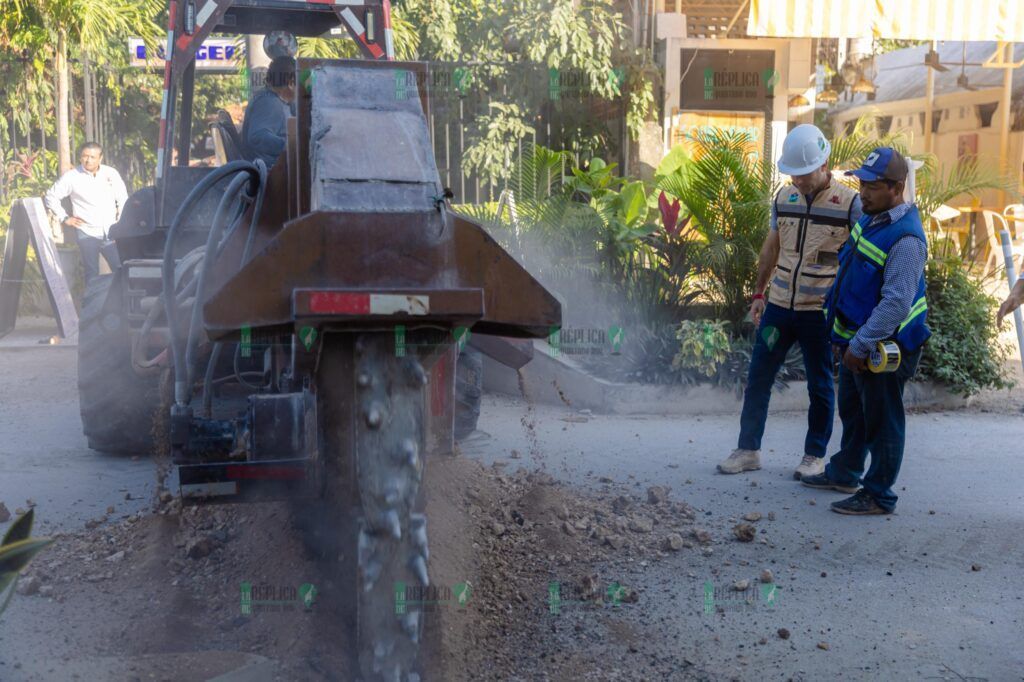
top-left (672, 319), bottom-right (731, 378)
top-left (0, 0), bottom-right (161, 172)
top-left (919, 258), bottom-right (1013, 396)
top-left (661, 128), bottom-right (778, 326)
top-left (398, 0), bottom-right (654, 186)
top-left (827, 115), bottom-right (911, 171)
top-left (0, 508), bottom-right (54, 619)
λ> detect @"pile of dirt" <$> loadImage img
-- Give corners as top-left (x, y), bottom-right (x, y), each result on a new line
top-left (424, 456), bottom-right (706, 681)
top-left (13, 455), bottom-right (710, 681)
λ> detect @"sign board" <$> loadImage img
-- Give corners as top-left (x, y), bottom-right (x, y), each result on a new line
top-left (130, 37), bottom-right (241, 71)
top-left (0, 198), bottom-right (79, 341)
top-left (680, 49), bottom-right (777, 113)
top-left (670, 111), bottom-right (767, 160)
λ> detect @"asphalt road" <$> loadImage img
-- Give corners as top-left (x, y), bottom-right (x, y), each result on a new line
top-left (467, 393), bottom-right (1024, 682)
top-left (1, 329), bottom-right (1022, 681)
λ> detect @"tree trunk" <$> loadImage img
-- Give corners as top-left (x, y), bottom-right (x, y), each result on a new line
top-left (56, 30), bottom-right (72, 174)
top-left (83, 52), bottom-right (95, 142)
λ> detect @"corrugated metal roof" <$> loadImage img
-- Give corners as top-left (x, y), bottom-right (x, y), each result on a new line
top-left (830, 41), bottom-right (1024, 113)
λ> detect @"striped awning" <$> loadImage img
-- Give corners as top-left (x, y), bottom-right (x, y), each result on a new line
top-left (748, 0), bottom-right (1024, 42)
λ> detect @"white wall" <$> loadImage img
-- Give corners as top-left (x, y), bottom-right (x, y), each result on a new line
top-left (658, 31), bottom-right (813, 168)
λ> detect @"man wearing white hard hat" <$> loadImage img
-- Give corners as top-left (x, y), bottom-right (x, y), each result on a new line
top-left (718, 124), bottom-right (862, 480)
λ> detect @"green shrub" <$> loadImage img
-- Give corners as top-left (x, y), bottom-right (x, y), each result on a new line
top-left (673, 320), bottom-right (731, 378)
top-left (919, 259), bottom-right (1013, 396)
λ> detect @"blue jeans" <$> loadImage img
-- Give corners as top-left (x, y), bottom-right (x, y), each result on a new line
top-left (825, 347), bottom-right (921, 512)
top-left (76, 232), bottom-right (104, 285)
top-left (738, 302), bottom-right (834, 458)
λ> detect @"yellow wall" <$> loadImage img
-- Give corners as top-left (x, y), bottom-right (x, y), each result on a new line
top-left (834, 90), bottom-right (1024, 209)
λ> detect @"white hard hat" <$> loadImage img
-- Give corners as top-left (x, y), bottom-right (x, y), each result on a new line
top-left (777, 124), bottom-right (831, 176)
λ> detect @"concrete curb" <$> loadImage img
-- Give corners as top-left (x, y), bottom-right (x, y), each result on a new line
top-left (482, 339), bottom-right (970, 415)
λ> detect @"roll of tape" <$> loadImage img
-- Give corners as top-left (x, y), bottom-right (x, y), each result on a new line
top-left (868, 341), bottom-right (901, 374)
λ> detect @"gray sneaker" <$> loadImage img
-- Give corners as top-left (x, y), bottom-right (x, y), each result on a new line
top-left (793, 454), bottom-right (825, 480)
top-left (717, 449), bottom-right (761, 474)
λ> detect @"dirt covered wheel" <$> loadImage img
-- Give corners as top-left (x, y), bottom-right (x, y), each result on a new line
top-left (316, 332), bottom-right (430, 682)
top-left (77, 273), bottom-right (160, 455)
top-left (454, 346), bottom-right (482, 440)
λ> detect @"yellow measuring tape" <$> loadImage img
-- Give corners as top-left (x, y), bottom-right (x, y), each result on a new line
top-left (867, 341), bottom-right (901, 374)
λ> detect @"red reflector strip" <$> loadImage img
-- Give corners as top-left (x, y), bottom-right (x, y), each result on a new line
top-left (308, 292), bottom-right (370, 314)
top-left (225, 465), bottom-right (306, 480)
top-left (303, 292), bottom-right (430, 315)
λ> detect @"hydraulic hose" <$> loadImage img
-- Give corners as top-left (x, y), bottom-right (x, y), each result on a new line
top-left (162, 160), bottom-right (261, 407)
top-left (184, 170), bottom-right (255, 391)
top-left (198, 160), bottom-right (269, 413)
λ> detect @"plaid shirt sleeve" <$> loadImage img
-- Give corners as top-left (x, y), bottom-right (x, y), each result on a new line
top-left (849, 234), bottom-right (927, 358)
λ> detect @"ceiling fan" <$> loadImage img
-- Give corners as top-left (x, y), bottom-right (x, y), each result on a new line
top-left (956, 43), bottom-right (978, 90)
top-left (924, 48), bottom-right (949, 72)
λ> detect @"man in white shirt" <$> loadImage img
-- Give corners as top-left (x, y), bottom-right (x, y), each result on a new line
top-left (44, 142), bottom-right (129, 284)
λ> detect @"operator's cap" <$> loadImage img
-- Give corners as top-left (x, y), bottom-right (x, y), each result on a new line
top-left (845, 147), bottom-right (909, 183)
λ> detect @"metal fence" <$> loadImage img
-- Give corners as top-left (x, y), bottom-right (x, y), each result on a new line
top-left (420, 62), bottom-right (628, 205)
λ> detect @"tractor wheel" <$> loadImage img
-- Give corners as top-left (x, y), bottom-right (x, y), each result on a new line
top-left (77, 274), bottom-right (160, 455)
top-left (315, 332), bottom-right (430, 682)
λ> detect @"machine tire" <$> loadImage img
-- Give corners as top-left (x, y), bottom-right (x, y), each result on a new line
top-left (77, 273), bottom-right (160, 455)
top-left (454, 346), bottom-right (482, 440)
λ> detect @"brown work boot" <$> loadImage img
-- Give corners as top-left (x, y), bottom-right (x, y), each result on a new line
top-left (793, 454), bottom-right (825, 480)
top-left (717, 449), bottom-right (761, 474)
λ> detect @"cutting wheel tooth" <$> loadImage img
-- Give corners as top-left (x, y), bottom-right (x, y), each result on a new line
top-left (366, 406), bottom-right (383, 428)
top-left (383, 509), bottom-right (401, 539)
top-left (405, 360), bottom-right (427, 387)
top-left (358, 529), bottom-right (375, 568)
top-left (400, 438), bottom-right (418, 465)
top-left (384, 487), bottom-right (401, 506)
top-left (410, 516), bottom-right (428, 557)
top-left (364, 559), bottom-right (382, 590)
top-left (410, 554), bottom-right (429, 586)
top-left (357, 372), bottom-right (371, 388)
top-left (402, 612), bottom-right (420, 641)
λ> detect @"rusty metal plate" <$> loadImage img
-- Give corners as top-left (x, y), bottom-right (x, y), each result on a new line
top-left (310, 65), bottom-right (442, 212)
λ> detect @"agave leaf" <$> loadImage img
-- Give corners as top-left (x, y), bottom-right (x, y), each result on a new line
top-left (2, 507), bottom-right (34, 546)
top-left (0, 537), bottom-right (55, 575)
top-left (0, 577), bottom-right (15, 619)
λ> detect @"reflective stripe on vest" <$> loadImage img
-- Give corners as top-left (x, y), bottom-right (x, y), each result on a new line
top-left (899, 296), bottom-right (928, 331)
top-left (850, 223), bottom-right (888, 267)
top-left (830, 295), bottom-right (927, 340)
top-left (832, 317), bottom-right (855, 339)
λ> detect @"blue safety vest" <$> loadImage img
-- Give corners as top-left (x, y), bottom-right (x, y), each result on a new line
top-left (823, 206), bottom-right (931, 352)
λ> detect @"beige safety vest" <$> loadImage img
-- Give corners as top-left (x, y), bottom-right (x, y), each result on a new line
top-left (768, 181), bottom-right (859, 311)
